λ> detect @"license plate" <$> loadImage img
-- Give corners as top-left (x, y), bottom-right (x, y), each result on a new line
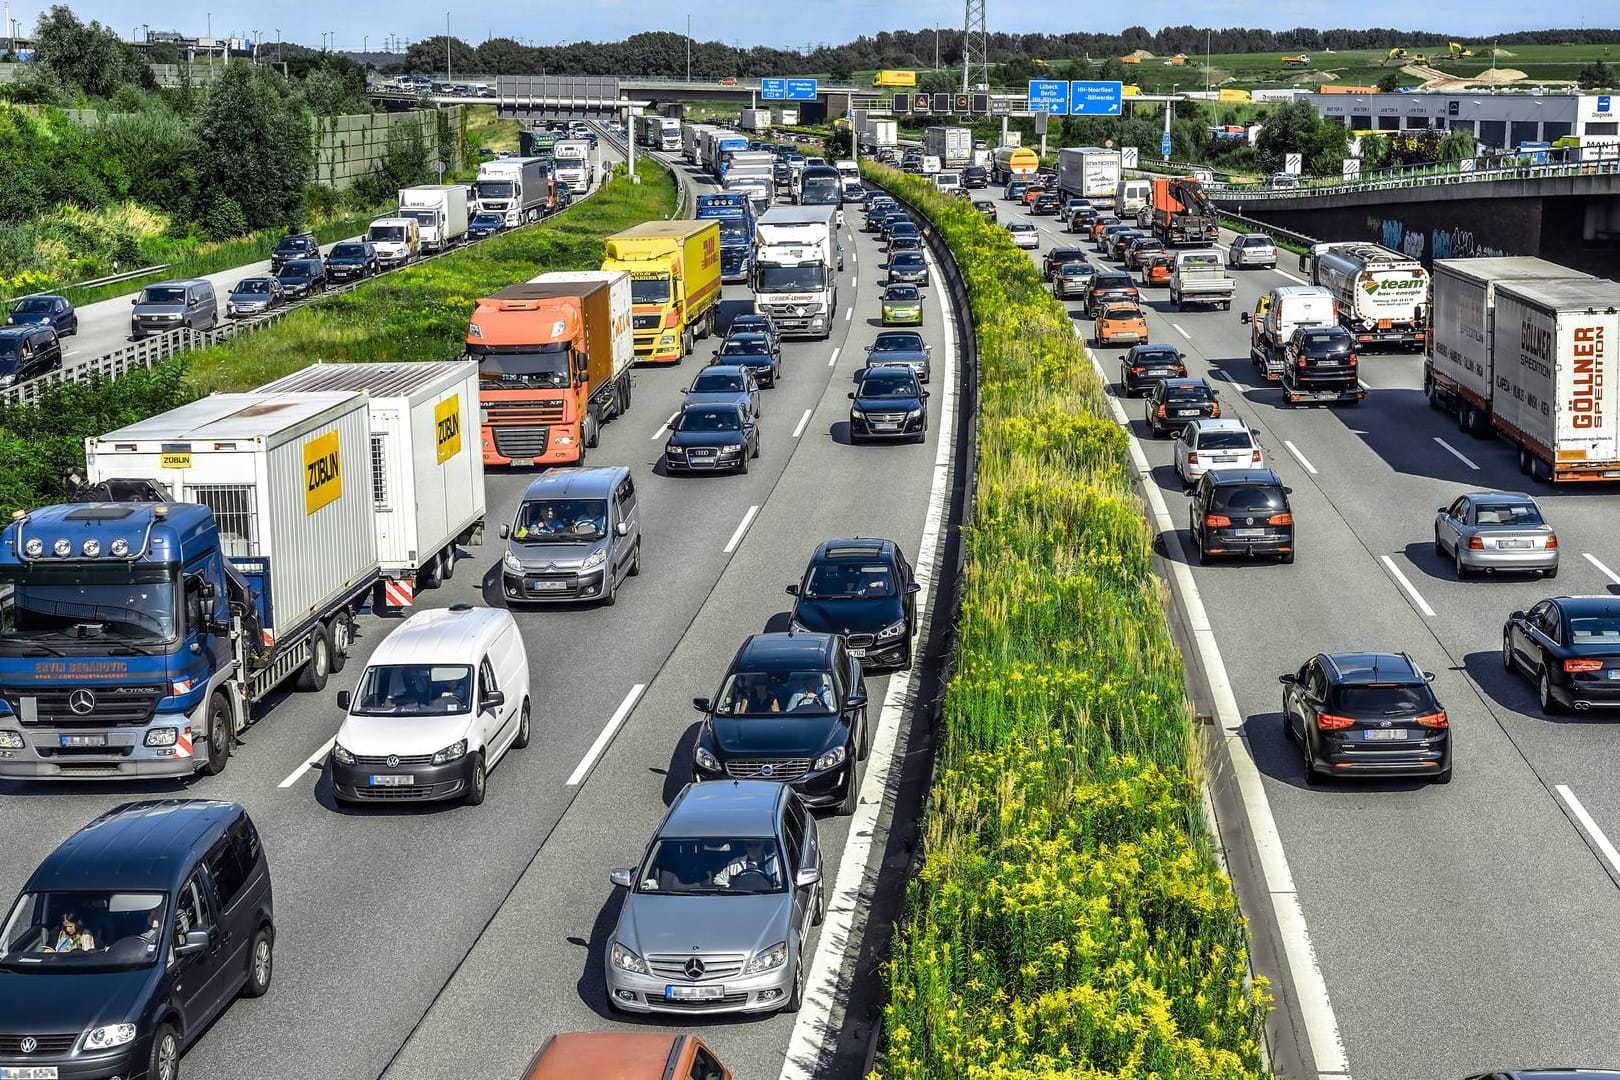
top-left (1232, 528), bottom-right (1265, 537)
top-left (848, 647), bottom-right (867, 657)
top-left (369, 774), bottom-right (415, 786)
top-left (1214, 456), bottom-right (1239, 463)
top-left (666, 984), bottom-right (725, 1001)
top-left (1, 1068), bottom-right (60, 1079)
top-left (1502, 539), bottom-right (1532, 549)
top-left (1176, 409), bottom-right (1198, 416)
top-left (1146, 369), bottom-right (1169, 376)
top-left (59, 734), bottom-right (105, 748)
top-left (531, 580), bottom-right (568, 592)
top-left (1363, 730), bottom-right (1407, 740)
top-left (1609, 670), bottom-right (1620, 681)
top-left (873, 423), bottom-right (899, 431)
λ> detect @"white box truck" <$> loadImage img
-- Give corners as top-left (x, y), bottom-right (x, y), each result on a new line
top-left (924, 126), bottom-right (972, 167)
top-left (398, 184), bottom-right (470, 253)
top-left (740, 108), bottom-right (773, 132)
top-left (1426, 257), bottom-right (1595, 439)
top-left (253, 361), bottom-right (487, 603)
top-left (862, 119), bottom-right (898, 149)
top-left (552, 140), bottom-right (594, 193)
top-left (1057, 147), bottom-right (1122, 209)
top-left (473, 157), bottom-right (551, 225)
top-left (753, 205), bottom-right (840, 340)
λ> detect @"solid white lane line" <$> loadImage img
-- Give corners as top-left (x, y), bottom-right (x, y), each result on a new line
top-left (827, 346), bottom-right (840, 368)
top-left (844, 306), bottom-right (853, 321)
top-left (781, 240), bottom-right (959, 1080)
top-left (651, 411), bottom-right (679, 440)
top-left (1433, 436), bottom-right (1480, 470)
top-left (1557, 785), bottom-right (1620, 879)
top-left (1379, 555), bottom-right (1436, 618)
top-left (792, 408), bottom-right (813, 439)
top-left (278, 736), bottom-right (336, 789)
top-left (1283, 440), bottom-right (1319, 475)
top-left (722, 505), bottom-right (760, 554)
top-left (1584, 552), bottom-right (1620, 585)
top-left (1173, 323), bottom-right (1192, 340)
top-left (565, 684), bottom-right (646, 787)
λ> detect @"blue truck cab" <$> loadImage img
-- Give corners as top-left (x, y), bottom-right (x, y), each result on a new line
top-left (696, 193), bottom-right (757, 284)
top-left (713, 136), bottom-right (749, 179)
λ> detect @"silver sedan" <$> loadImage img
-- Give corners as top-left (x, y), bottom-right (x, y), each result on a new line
top-left (1434, 491), bottom-right (1559, 579)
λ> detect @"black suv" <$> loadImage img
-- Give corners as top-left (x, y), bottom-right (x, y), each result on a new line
top-left (962, 165), bottom-right (989, 188)
top-left (269, 231), bottom-right (319, 273)
top-left (1042, 246), bottom-right (1087, 281)
top-left (1187, 468), bottom-right (1294, 564)
top-left (275, 258), bottom-right (328, 299)
top-left (323, 240), bottom-right (380, 282)
top-left (0, 325), bottom-right (62, 389)
top-left (1282, 326), bottom-right (1360, 401)
top-left (787, 538), bottom-right (921, 670)
top-left (1030, 192), bottom-right (1061, 215)
top-left (691, 633), bottom-right (870, 815)
top-left (848, 366), bottom-right (929, 445)
top-left (1280, 652), bottom-right (1452, 785)
top-left (1119, 344), bottom-right (1188, 397)
top-left (1145, 377), bottom-right (1219, 435)
top-left (1086, 272), bottom-right (1139, 318)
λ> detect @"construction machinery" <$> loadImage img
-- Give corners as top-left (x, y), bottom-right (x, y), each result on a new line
top-left (1149, 176), bottom-right (1220, 246)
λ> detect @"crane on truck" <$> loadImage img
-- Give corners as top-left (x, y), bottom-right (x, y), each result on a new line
top-left (1150, 176), bottom-right (1219, 246)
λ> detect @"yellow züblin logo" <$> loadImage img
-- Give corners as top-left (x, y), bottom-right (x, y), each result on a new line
top-left (303, 431), bottom-right (342, 514)
top-left (435, 395), bottom-right (463, 464)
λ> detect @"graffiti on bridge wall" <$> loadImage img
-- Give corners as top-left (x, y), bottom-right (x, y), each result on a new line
top-left (1367, 216), bottom-right (1507, 261)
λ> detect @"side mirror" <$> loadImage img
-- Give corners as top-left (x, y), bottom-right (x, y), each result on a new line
top-left (906, 581), bottom-right (922, 595)
top-left (498, 524), bottom-right (510, 539)
top-left (609, 868), bottom-right (634, 889)
top-left (615, 520), bottom-right (630, 536)
top-left (845, 694), bottom-right (869, 710)
top-left (481, 690), bottom-right (506, 711)
top-left (692, 697), bottom-right (712, 713)
top-left (847, 391), bottom-right (855, 399)
top-left (1278, 673), bottom-right (1297, 685)
top-left (795, 867), bottom-right (822, 888)
top-left (1239, 312), bottom-right (1251, 324)
top-left (1437, 506), bottom-right (1449, 514)
top-left (1509, 610), bottom-right (1525, 622)
top-left (786, 584), bottom-right (800, 596)
top-left (176, 930), bottom-right (210, 957)
top-left (1423, 671), bottom-right (1436, 683)
top-left (131, 297), bottom-right (139, 305)
top-left (336, 690), bottom-right (352, 711)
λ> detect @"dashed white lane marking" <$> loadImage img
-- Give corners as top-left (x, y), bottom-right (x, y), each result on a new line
top-left (722, 504), bottom-right (760, 554)
top-left (1433, 436), bottom-right (1480, 470)
top-left (1584, 553), bottom-right (1620, 585)
top-left (1557, 785), bottom-right (1620, 879)
top-left (565, 684), bottom-right (647, 787)
top-left (1284, 440), bottom-right (1318, 475)
top-left (1173, 323), bottom-right (1191, 340)
top-left (844, 307), bottom-right (853, 322)
top-left (1380, 555), bottom-right (1436, 618)
top-left (278, 737), bottom-right (336, 789)
top-left (827, 346), bottom-right (840, 368)
top-left (651, 411), bottom-right (679, 439)
top-left (792, 408), bottom-right (813, 439)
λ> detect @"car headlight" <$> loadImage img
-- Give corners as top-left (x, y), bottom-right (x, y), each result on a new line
top-left (694, 745), bottom-right (720, 772)
top-left (431, 739), bottom-right (468, 765)
top-left (721, 443), bottom-right (744, 453)
top-left (849, 409), bottom-right (865, 420)
top-left (611, 941), bottom-right (648, 974)
top-left (579, 548), bottom-right (606, 572)
top-left (82, 1023), bottom-right (137, 1050)
top-left (332, 743), bottom-right (356, 766)
top-left (0, 374), bottom-right (14, 388)
top-left (144, 727), bottom-right (178, 747)
top-left (666, 444), bottom-right (682, 455)
top-left (814, 745), bottom-right (847, 772)
top-left (877, 619), bottom-right (908, 640)
top-left (744, 941), bottom-right (788, 975)
top-left (906, 408), bottom-right (925, 419)
top-left (0, 731), bottom-right (24, 749)
top-left (503, 550), bottom-right (524, 573)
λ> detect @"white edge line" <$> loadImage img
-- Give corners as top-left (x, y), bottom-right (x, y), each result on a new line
top-left (1173, 322), bottom-right (1192, 340)
top-left (1584, 552), bottom-right (1620, 585)
top-left (792, 408), bottom-right (813, 439)
top-left (1283, 439), bottom-right (1318, 475)
top-left (564, 683), bottom-right (646, 787)
top-left (1079, 303), bottom-right (1353, 1077)
top-left (278, 736), bottom-right (336, 789)
top-left (1432, 436), bottom-right (1480, 470)
top-left (779, 243), bottom-right (957, 1080)
top-left (1379, 554), bottom-right (1437, 618)
top-left (722, 504), bottom-right (760, 554)
top-left (1556, 785), bottom-right (1620, 878)
top-left (828, 346), bottom-right (841, 369)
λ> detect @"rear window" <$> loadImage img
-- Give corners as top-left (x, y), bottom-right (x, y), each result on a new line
top-left (1094, 275), bottom-right (1133, 289)
top-left (1331, 684), bottom-right (1436, 716)
top-left (1210, 484), bottom-right (1285, 513)
top-left (1163, 384), bottom-right (1213, 402)
top-left (1474, 502), bottom-right (1543, 526)
top-left (1197, 431), bottom-right (1252, 450)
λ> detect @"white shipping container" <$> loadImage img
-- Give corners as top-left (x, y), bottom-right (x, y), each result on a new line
top-left (252, 363), bottom-right (486, 581)
top-left (85, 393), bottom-right (379, 637)
top-left (527, 270), bottom-right (636, 384)
top-left (1431, 257), bottom-right (1595, 409)
top-left (1492, 278), bottom-right (1620, 469)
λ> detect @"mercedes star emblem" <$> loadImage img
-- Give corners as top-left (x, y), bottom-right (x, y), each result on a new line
top-left (386, 755), bottom-right (399, 768)
top-left (20, 1037), bottom-right (36, 1054)
top-left (684, 957), bottom-right (706, 980)
top-left (67, 689), bottom-right (96, 715)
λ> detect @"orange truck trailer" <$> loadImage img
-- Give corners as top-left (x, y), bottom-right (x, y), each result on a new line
top-left (601, 219), bottom-right (722, 363)
top-left (467, 270), bottom-right (635, 467)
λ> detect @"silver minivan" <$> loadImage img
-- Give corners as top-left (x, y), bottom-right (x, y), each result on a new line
top-left (498, 467), bottom-right (641, 606)
top-left (130, 278), bottom-right (218, 338)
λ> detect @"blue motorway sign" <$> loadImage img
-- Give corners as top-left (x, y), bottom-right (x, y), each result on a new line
top-left (1071, 81), bottom-right (1125, 116)
top-left (1028, 79), bottom-right (1069, 115)
top-left (761, 78), bottom-right (818, 101)
top-left (761, 78), bottom-right (787, 99)
top-left (1161, 132), bottom-right (1173, 158)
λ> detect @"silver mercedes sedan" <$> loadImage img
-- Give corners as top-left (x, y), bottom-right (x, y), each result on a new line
top-left (1434, 491), bottom-right (1559, 579)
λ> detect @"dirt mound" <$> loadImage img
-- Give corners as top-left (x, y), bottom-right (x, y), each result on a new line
top-left (1128, 49), bottom-right (1155, 59)
top-left (1489, 47), bottom-right (1516, 57)
top-left (1473, 67), bottom-right (1528, 83)
top-left (1299, 71), bottom-right (1340, 82)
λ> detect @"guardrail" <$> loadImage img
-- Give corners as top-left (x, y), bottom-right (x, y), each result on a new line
top-left (1218, 209), bottom-right (1321, 251)
top-left (1213, 156), bottom-right (1620, 202)
top-left (3, 264), bottom-right (170, 308)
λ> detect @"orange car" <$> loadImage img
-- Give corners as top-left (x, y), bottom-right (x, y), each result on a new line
top-left (1095, 302), bottom-right (1149, 347)
top-left (521, 1033), bottom-right (731, 1080)
top-left (1089, 216), bottom-right (1118, 243)
top-left (1022, 183), bottom-right (1048, 206)
top-left (1143, 252), bottom-right (1174, 287)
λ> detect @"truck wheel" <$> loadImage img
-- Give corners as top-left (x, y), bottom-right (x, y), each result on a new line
top-left (295, 625), bottom-right (332, 693)
top-left (440, 546), bottom-right (457, 581)
top-left (585, 412), bottom-right (600, 449)
top-left (1518, 447), bottom-right (1532, 474)
top-left (1530, 456), bottom-right (1553, 484)
top-left (682, 326), bottom-right (694, 357)
top-left (329, 612), bottom-right (353, 673)
top-left (621, 375), bottom-right (633, 410)
top-left (199, 692), bottom-right (234, 776)
top-left (1426, 383), bottom-right (1444, 411)
top-left (421, 553), bottom-right (444, 590)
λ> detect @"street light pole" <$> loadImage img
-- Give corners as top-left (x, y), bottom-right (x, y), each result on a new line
top-left (445, 12), bottom-right (451, 83)
top-left (686, 14), bottom-right (691, 84)
top-left (1206, 29), bottom-right (1211, 99)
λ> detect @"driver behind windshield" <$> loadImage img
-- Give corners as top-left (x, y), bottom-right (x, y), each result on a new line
top-left (43, 910), bottom-right (94, 953)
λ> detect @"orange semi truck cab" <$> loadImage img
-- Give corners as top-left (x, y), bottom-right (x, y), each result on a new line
top-left (467, 270), bottom-right (635, 467)
top-left (520, 1032), bottom-right (730, 1080)
top-left (601, 219), bottom-right (722, 364)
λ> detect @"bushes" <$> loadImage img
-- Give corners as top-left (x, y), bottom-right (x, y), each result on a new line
top-left (864, 165), bottom-right (1268, 1080)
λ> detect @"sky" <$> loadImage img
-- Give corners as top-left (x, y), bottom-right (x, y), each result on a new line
top-left (10, 0), bottom-right (1617, 53)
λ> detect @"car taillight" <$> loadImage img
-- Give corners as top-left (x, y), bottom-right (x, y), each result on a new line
top-left (1316, 713), bottom-right (1356, 731)
top-left (1268, 513), bottom-right (1293, 526)
top-left (1348, 354), bottom-right (1358, 366)
top-left (1251, 450), bottom-right (1263, 463)
top-left (1468, 537), bottom-right (1485, 550)
top-left (1209, 402), bottom-right (1221, 417)
top-left (1156, 405), bottom-right (1167, 417)
top-left (1204, 513), bottom-right (1231, 527)
top-left (1547, 533), bottom-right (1559, 549)
top-left (1186, 453), bottom-right (1198, 465)
top-left (1129, 366), bottom-right (1144, 373)
top-left (1565, 658), bottom-right (1604, 673)
top-left (1416, 712), bottom-right (1449, 729)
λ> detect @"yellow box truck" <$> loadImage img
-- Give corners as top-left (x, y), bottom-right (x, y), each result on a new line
top-left (601, 220), bottom-right (723, 364)
top-left (872, 69), bottom-right (917, 87)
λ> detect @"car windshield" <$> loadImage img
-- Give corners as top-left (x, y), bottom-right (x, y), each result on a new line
top-left (872, 333), bottom-right (923, 352)
top-left (1568, 614), bottom-right (1620, 643)
top-left (1333, 685), bottom-right (1435, 716)
top-left (804, 561), bottom-right (896, 598)
top-left (1009, 223), bottom-right (1032, 232)
top-left (234, 280), bottom-right (273, 295)
top-left (859, 373), bottom-right (919, 398)
top-left (511, 498), bottom-right (607, 541)
top-left (279, 266), bottom-right (311, 281)
top-left (13, 297), bottom-right (55, 313)
top-left (0, 339), bottom-right (20, 358)
top-left (273, 238), bottom-right (307, 253)
top-left (692, 371), bottom-right (747, 393)
top-left (1060, 263), bottom-right (1091, 276)
top-left (885, 287), bottom-right (919, 300)
top-left (0, 563), bottom-right (178, 645)
top-left (1103, 307), bottom-right (1140, 320)
top-left (1134, 348), bottom-right (1179, 362)
top-left (756, 265), bottom-right (826, 291)
top-left (1212, 486), bottom-right (1285, 513)
top-left (140, 286), bottom-right (186, 304)
top-left (1473, 501), bottom-right (1543, 526)
top-left (1163, 384), bottom-right (1214, 403)
top-left (715, 669), bottom-right (836, 716)
top-left (1197, 431), bottom-right (1252, 450)
top-left (636, 837), bottom-right (786, 895)
top-left (474, 344), bottom-right (570, 389)
top-left (472, 213), bottom-right (503, 227)
top-left (677, 408), bottom-right (741, 432)
top-left (1095, 276), bottom-right (1132, 289)
top-left (1300, 331), bottom-right (1347, 349)
top-left (731, 318), bottom-right (770, 335)
top-left (892, 253), bottom-right (924, 266)
top-left (0, 890), bottom-right (169, 972)
top-left (368, 225), bottom-right (405, 242)
top-left (351, 664), bottom-right (473, 716)
top-left (330, 243), bottom-right (365, 258)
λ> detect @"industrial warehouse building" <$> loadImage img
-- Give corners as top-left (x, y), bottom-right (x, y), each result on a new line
top-left (1304, 91), bottom-right (1620, 154)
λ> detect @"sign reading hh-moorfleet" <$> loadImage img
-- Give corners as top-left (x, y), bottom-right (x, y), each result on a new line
top-left (763, 78), bottom-right (818, 100)
top-left (1070, 81), bottom-right (1124, 116)
top-left (1028, 79), bottom-right (1069, 115)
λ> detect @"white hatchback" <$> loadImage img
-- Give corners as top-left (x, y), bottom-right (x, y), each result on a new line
top-left (1174, 418), bottom-right (1263, 486)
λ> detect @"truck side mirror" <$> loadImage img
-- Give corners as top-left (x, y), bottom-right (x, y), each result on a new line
top-left (1239, 311), bottom-right (1251, 324)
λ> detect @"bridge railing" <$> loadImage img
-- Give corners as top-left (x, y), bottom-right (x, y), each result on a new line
top-left (1212, 156), bottom-right (1620, 202)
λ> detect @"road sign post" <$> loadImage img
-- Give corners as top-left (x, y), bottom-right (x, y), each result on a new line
top-left (1161, 132), bottom-right (1173, 159)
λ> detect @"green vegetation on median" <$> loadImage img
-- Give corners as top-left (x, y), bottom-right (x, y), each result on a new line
top-left (0, 158), bottom-right (675, 519)
top-left (863, 164), bottom-right (1269, 1080)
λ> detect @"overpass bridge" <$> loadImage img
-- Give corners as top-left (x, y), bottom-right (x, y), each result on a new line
top-left (368, 75), bottom-right (887, 120)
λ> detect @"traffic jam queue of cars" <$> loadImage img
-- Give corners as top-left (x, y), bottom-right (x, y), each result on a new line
top-left (0, 143), bottom-right (941, 1075)
top-left (996, 168), bottom-right (1620, 796)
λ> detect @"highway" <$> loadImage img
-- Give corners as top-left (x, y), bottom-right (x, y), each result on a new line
top-left (0, 150), bottom-right (962, 1080)
top-left (1004, 193), bottom-right (1620, 1078)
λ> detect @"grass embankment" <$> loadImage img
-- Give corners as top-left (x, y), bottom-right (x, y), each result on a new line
top-left (0, 158), bottom-right (675, 518)
top-left (863, 163), bottom-right (1269, 1080)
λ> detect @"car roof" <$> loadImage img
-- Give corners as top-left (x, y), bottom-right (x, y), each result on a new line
top-left (1550, 596), bottom-right (1620, 615)
top-left (1188, 418), bottom-right (1249, 433)
top-left (519, 466), bottom-right (630, 500)
top-left (1320, 652), bottom-right (1423, 684)
top-left (736, 630), bottom-right (837, 667)
top-left (0, 325), bottom-right (44, 338)
top-left (1206, 467), bottom-right (1283, 486)
top-left (28, 800), bottom-right (243, 892)
top-left (1463, 490), bottom-right (1534, 501)
top-left (724, 331), bottom-right (769, 343)
top-left (813, 537), bottom-right (898, 563)
top-left (693, 364), bottom-right (751, 381)
top-left (369, 604), bottom-right (515, 665)
top-left (522, 1032), bottom-right (696, 1080)
top-left (663, 780), bottom-right (787, 837)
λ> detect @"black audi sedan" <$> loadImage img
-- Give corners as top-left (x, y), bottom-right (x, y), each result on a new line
top-left (713, 331), bottom-right (782, 387)
top-left (691, 632), bottom-right (870, 815)
top-left (1280, 652), bottom-right (1451, 785)
top-left (848, 366), bottom-right (928, 444)
top-left (787, 538), bottom-right (921, 670)
top-left (663, 403), bottom-right (760, 475)
top-left (1503, 596), bottom-right (1620, 714)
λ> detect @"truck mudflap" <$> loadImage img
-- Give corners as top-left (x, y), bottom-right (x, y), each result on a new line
top-left (1281, 378), bottom-right (1365, 405)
